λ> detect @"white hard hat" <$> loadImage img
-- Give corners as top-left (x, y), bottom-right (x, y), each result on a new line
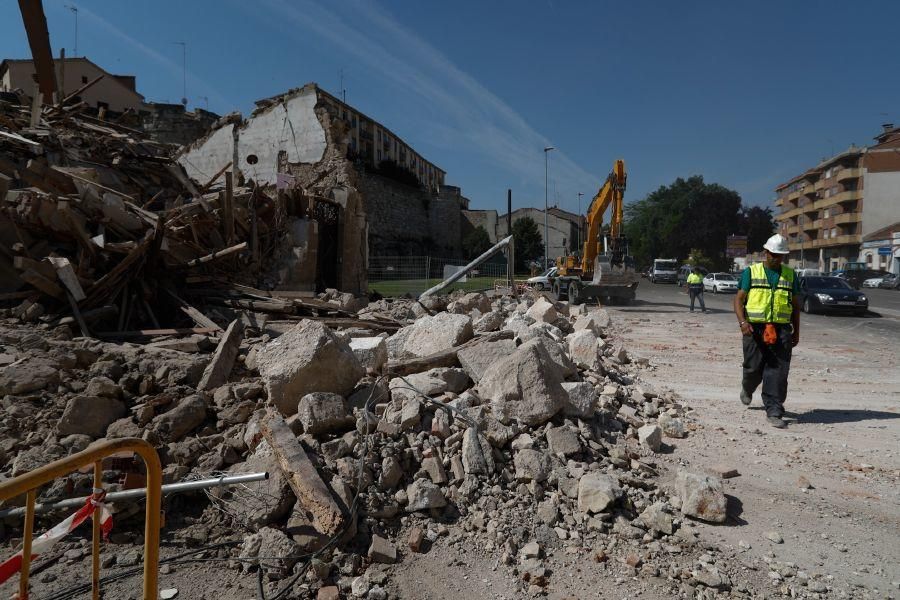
top-left (763, 234), bottom-right (790, 255)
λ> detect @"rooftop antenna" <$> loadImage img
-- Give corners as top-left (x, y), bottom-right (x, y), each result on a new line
top-left (199, 96), bottom-right (209, 110)
top-left (65, 5), bottom-right (78, 57)
top-left (339, 68), bottom-right (346, 103)
top-left (173, 41), bottom-right (187, 106)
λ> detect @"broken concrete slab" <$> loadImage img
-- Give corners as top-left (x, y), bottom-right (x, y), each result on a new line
top-left (456, 337), bottom-right (516, 383)
top-left (152, 395), bottom-right (207, 442)
top-left (567, 329), bottom-right (601, 371)
top-left (577, 473), bottom-right (623, 514)
top-left (349, 337), bottom-right (388, 371)
top-left (261, 411), bottom-right (345, 536)
top-left (255, 319), bottom-right (364, 416)
top-left (526, 297), bottom-right (557, 323)
top-left (477, 338), bottom-right (567, 426)
top-left (401, 312), bottom-right (473, 358)
top-left (197, 319), bottom-right (244, 391)
top-left (58, 395), bottom-right (127, 438)
top-left (297, 392), bottom-right (354, 436)
top-left (561, 381), bottom-right (598, 418)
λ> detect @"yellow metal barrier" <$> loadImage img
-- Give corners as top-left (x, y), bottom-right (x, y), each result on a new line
top-left (0, 438), bottom-right (162, 600)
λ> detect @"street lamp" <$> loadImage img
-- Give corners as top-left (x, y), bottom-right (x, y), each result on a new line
top-left (577, 192), bottom-right (584, 254)
top-left (544, 146), bottom-right (555, 267)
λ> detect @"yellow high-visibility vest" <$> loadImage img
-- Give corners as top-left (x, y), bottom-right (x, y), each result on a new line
top-left (745, 262), bottom-right (794, 324)
top-left (686, 273), bottom-right (703, 285)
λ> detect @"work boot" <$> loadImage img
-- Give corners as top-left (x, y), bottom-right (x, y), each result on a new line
top-left (767, 416), bottom-right (787, 429)
top-left (740, 388), bottom-right (752, 406)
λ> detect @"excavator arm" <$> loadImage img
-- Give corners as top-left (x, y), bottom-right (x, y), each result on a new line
top-left (580, 159), bottom-right (626, 274)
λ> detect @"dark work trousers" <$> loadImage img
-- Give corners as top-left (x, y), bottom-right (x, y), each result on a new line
top-left (742, 323), bottom-right (793, 417)
top-left (688, 285), bottom-right (705, 311)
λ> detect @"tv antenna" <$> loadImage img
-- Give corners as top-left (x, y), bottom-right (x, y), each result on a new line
top-left (64, 5), bottom-right (78, 57)
top-left (173, 41), bottom-right (187, 106)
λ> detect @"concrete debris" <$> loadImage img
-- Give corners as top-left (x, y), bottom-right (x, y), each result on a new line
top-left (256, 319), bottom-right (364, 416)
top-left (676, 469), bottom-right (728, 523)
top-left (349, 337), bottom-right (389, 372)
top-left (477, 338), bottom-right (567, 426)
top-left (58, 395), bottom-right (126, 438)
top-left (577, 473), bottom-right (623, 514)
top-left (637, 424), bottom-right (663, 452)
top-left (0, 287), bottom-right (721, 598)
top-left (398, 312), bottom-right (473, 358)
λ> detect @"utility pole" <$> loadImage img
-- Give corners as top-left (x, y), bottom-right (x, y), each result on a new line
top-left (577, 192), bottom-right (584, 253)
top-left (65, 5), bottom-right (78, 57)
top-left (340, 68), bottom-right (346, 103)
top-left (543, 146), bottom-right (555, 267)
top-left (173, 41), bottom-right (187, 106)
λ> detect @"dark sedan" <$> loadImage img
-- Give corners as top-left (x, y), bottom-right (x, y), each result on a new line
top-left (797, 276), bottom-right (868, 315)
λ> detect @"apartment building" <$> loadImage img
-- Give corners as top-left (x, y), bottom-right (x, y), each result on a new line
top-left (0, 57), bottom-right (144, 113)
top-left (315, 86), bottom-right (446, 194)
top-left (774, 124), bottom-right (900, 273)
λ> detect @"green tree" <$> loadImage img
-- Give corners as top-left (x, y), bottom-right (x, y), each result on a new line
top-left (462, 226), bottom-right (492, 259)
top-left (512, 216), bottom-right (544, 272)
top-left (739, 206), bottom-right (776, 253)
top-left (687, 248), bottom-right (715, 271)
top-left (625, 176), bottom-right (743, 270)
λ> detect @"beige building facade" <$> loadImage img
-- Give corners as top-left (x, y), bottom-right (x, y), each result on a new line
top-left (774, 124), bottom-right (900, 273)
top-left (0, 57), bottom-right (144, 113)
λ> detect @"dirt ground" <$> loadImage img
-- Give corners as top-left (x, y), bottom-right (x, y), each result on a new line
top-left (391, 289), bottom-right (900, 599)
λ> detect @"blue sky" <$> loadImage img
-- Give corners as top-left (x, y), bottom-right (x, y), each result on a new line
top-left (2, 1), bottom-right (899, 215)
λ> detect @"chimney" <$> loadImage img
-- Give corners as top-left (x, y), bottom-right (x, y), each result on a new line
top-left (883, 123), bottom-right (894, 133)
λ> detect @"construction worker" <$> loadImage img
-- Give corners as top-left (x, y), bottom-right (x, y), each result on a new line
top-left (732, 234), bottom-right (800, 429)
top-left (686, 267), bottom-right (706, 312)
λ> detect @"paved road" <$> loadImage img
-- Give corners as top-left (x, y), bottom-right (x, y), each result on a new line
top-left (627, 279), bottom-right (900, 339)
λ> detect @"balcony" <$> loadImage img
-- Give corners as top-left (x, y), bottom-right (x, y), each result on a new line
top-left (802, 219), bottom-right (820, 231)
top-left (783, 224), bottom-right (800, 235)
top-left (832, 211), bottom-right (861, 225)
top-left (811, 234), bottom-right (861, 248)
top-left (802, 184), bottom-right (817, 197)
top-left (814, 190), bottom-right (861, 210)
top-left (778, 206), bottom-right (803, 219)
top-left (836, 168), bottom-right (861, 182)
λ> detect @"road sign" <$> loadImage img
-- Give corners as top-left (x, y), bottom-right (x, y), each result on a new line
top-left (726, 235), bottom-right (748, 258)
top-left (878, 246), bottom-right (892, 256)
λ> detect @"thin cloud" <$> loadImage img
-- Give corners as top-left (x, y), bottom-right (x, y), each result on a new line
top-left (71, 2), bottom-right (235, 112)
top-left (253, 0), bottom-right (599, 203)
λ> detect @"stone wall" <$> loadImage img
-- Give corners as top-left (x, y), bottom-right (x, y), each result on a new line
top-left (359, 174), bottom-right (465, 258)
top-left (141, 103), bottom-right (219, 147)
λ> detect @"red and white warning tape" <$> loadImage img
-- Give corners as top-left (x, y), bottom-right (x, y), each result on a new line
top-left (0, 489), bottom-right (113, 585)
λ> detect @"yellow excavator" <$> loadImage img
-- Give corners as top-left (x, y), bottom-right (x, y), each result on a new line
top-left (552, 159), bottom-right (639, 304)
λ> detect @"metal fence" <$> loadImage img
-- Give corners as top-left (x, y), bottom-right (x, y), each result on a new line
top-left (368, 255), bottom-right (508, 297)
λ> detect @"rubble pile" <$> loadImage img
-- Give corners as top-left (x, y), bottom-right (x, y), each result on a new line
top-left (0, 289), bottom-right (746, 598)
top-left (0, 97), bottom-right (358, 337)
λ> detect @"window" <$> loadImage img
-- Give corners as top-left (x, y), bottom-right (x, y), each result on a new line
top-left (81, 75), bottom-right (88, 84)
top-left (823, 209), bottom-right (830, 218)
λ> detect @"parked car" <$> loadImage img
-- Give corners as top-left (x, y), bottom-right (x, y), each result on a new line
top-left (527, 267), bottom-right (558, 291)
top-left (862, 275), bottom-right (887, 288)
top-left (676, 265), bottom-right (708, 287)
top-left (841, 269), bottom-right (890, 290)
top-left (797, 276), bottom-right (868, 315)
top-left (878, 273), bottom-right (900, 289)
top-left (702, 272), bottom-right (738, 293)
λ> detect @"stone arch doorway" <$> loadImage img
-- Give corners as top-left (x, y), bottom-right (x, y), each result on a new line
top-left (312, 198), bottom-right (341, 292)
